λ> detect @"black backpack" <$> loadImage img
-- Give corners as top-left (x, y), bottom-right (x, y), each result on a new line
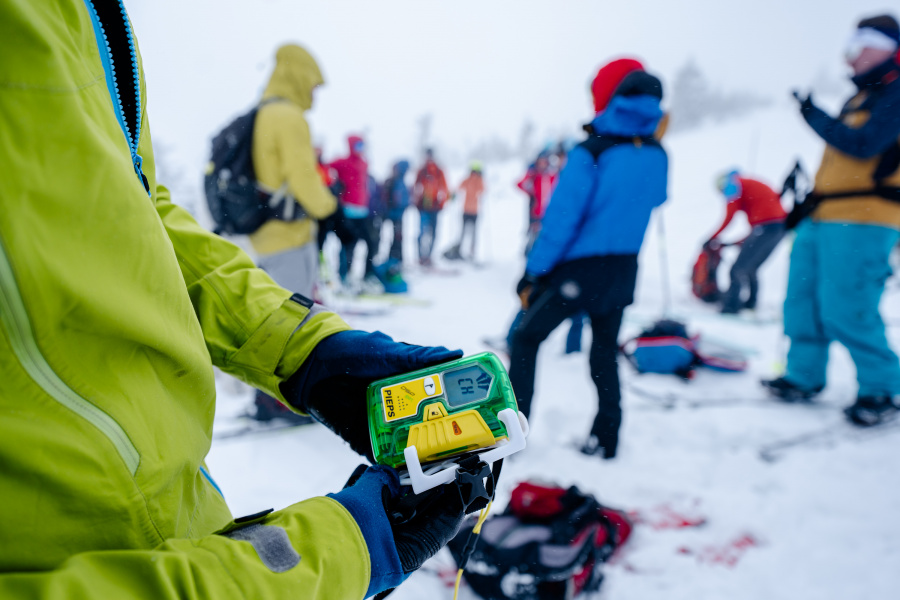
top-left (204, 101), bottom-right (304, 235)
top-left (448, 482), bottom-right (632, 600)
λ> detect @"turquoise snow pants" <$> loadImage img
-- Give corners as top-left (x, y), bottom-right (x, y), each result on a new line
top-left (784, 221), bottom-right (900, 397)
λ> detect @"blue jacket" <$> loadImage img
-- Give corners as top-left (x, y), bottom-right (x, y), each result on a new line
top-left (526, 95), bottom-right (669, 276)
top-left (386, 160), bottom-right (411, 219)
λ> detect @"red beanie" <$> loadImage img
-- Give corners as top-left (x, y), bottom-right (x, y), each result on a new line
top-left (591, 58), bottom-right (645, 114)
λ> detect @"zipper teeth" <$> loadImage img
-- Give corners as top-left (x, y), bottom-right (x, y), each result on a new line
top-left (84, 0), bottom-right (134, 149)
top-left (0, 241), bottom-right (141, 476)
top-left (118, 0), bottom-right (141, 151)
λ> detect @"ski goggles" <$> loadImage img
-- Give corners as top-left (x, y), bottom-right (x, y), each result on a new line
top-left (845, 27), bottom-right (898, 63)
top-left (353, 140), bottom-right (365, 153)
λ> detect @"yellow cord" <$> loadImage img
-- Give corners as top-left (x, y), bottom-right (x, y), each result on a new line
top-left (453, 500), bottom-right (493, 600)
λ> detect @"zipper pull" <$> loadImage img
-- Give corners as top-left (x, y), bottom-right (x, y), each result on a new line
top-left (133, 153), bottom-right (150, 195)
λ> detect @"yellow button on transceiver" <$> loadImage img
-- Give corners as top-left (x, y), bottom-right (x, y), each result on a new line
top-left (406, 402), bottom-right (497, 464)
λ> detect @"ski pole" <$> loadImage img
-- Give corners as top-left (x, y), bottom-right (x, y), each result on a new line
top-left (656, 209), bottom-right (673, 316)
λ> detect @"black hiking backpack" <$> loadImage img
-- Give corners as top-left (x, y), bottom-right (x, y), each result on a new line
top-left (204, 101), bottom-right (304, 235)
top-left (448, 482), bottom-right (632, 600)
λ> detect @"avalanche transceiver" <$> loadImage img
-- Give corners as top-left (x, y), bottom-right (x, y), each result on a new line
top-left (367, 352), bottom-right (528, 493)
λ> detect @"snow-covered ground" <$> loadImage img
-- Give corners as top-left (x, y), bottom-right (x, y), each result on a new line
top-left (207, 105), bottom-right (900, 599)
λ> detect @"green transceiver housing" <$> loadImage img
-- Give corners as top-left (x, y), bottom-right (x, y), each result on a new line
top-left (367, 352), bottom-right (519, 468)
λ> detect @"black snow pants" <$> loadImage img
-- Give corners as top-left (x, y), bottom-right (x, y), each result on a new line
top-left (508, 255), bottom-right (638, 453)
top-left (721, 222), bottom-right (785, 313)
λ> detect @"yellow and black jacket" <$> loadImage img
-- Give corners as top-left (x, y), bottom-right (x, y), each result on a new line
top-left (804, 57), bottom-right (900, 229)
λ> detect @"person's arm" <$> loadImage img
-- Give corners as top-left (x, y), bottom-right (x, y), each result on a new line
top-left (517, 173), bottom-right (533, 194)
top-left (801, 88), bottom-right (900, 159)
top-left (0, 497), bottom-right (370, 600)
top-left (437, 169), bottom-right (449, 202)
top-left (276, 109), bottom-right (338, 218)
top-left (525, 147), bottom-right (595, 276)
top-left (709, 200), bottom-right (739, 240)
top-left (155, 186), bottom-right (350, 402)
top-left (411, 170), bottom-right (423, 203)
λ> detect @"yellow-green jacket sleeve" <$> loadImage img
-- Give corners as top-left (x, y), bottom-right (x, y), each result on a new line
top-left (0, 498), bottom-right (369, 600)
top-left (154, 185), bottom-right (349, 401)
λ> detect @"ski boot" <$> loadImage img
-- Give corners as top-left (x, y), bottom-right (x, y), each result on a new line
top-left (580, 435), bottom-right (616, 460)
top-left (443, 244), bottom-right (463, 261)
top-left (360, 273), bottom-right (385, 295)
top-left (843, 395), bottom-right (899, 427)
top-left (761, 377), bottom-right (823, 403)
top-left (373, 259), bottom-right (408, 294)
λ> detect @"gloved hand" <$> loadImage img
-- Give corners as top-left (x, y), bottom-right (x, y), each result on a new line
top-left (329, 180), bottom-right (345, 198)
top-left (516, 273), bottom-right (540, 309)
top-left (329, 465), bottom-right (467, 597)
top-left (792, 90), bottom-right (815, 117)
top-left (281, 331), bottom-right (463, 459)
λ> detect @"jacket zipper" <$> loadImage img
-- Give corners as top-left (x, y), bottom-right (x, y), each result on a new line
top-left (0, 240), bottom-right (141, 475)
top-left (83, 0), bottom-right (150, 195)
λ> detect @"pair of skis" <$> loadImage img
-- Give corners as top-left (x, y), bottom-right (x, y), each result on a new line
top-left (625, 382), bottom-right (900, 461)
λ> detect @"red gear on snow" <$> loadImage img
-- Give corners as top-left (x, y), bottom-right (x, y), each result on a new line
top-left (591, 57), bottom-right (645, 114)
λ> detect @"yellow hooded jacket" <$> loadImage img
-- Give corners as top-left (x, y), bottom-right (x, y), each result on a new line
top-left (249, 44), bottom-right (337, 256)
top-left (0, 2), bottom-right (369, 598)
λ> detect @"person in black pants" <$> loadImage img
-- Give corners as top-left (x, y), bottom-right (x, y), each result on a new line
top-left (508, 60), bottom-right (669, 459)
top-left (512, 257), bottom-right (637, 456)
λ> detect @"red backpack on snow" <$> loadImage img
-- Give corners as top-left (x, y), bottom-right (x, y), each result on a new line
top-left (691, 242), bottom-right (723, 303)
top-left (448, 482), bottom-right (632, 600)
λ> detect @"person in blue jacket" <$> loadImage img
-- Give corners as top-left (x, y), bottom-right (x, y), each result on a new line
top-left (508, 60), bottom-right (668, 459)
top-left (383, 160), bottom-right (412, 263)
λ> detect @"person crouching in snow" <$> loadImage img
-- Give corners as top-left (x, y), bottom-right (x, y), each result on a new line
top-left (0, 3), bottom-right (468, 598)
top-left (763, 14), bottom-right (900, 426)
top-left (706, 170), bottom-right (787, 314)
top-left (508, 58), bottom-right (669, 459)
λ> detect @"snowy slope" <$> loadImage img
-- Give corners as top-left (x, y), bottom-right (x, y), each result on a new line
top-left (207, 105), bottom-right (900, 599)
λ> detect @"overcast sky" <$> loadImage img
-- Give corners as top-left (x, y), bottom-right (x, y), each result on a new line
top-left (129, 0), bottom-right (894, 177)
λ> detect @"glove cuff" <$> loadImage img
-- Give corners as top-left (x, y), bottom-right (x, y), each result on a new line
top-left (329, 466), bottom-right (408, 597)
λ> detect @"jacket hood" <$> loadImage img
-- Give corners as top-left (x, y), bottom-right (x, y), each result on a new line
top-left (591, 58), bottom-right (644, 114)
top-left (263, 44), bottom-right (324, 111)
top-left (590, 95), bottom-right (663, 137)
top-left (347, 135), bottom-right (364, 156)
top-left (394, 160), bottom-right (410, 175)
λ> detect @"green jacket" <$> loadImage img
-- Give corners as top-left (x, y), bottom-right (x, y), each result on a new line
top-left (0, 1), bottom-right (366, 598)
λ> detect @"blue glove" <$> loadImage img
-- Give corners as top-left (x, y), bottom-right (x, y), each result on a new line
top-left (329, 464), bottom-right (467, 597)
top-left (282, 330), bottom-right (463, 459)
top-left (329, 465), bottom-right (405, 597)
